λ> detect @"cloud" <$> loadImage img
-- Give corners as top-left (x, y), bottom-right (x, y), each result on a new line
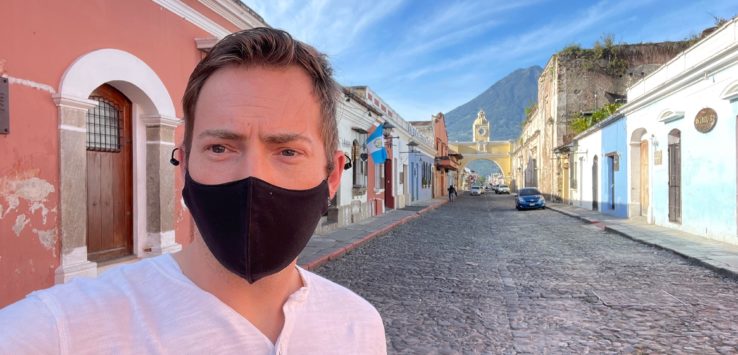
top-left (397, 0), bottom-right (653, 81)
top-left (246, 0), bottom-right (406, 56)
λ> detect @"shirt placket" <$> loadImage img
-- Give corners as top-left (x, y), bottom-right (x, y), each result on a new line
top-left (274, 288), bottom-right (307, 355)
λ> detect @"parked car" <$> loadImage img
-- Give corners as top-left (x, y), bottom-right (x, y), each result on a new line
top-left (470, 186), bottom-right (483, 196)
top-left (516, 188), bottom-right (545, 210)
top-left (496, 185), bottom-right (510, 194)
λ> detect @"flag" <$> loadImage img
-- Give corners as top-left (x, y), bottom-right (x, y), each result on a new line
top-left (367, 124), bottom-right (387, 165)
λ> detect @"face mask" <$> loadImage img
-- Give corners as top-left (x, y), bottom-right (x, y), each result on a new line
top-left (182, 172), bottom-right (329, 283)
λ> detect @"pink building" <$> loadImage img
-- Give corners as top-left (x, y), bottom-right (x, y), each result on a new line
top-left (0, 0), bottom-right (267, 307)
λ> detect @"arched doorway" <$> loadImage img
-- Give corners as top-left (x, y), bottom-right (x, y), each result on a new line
top-left (592, 155), bottom-right (598, 211)
top-left (55, 49), bottom-right (181, 282)
top-left (668, 129), bottom-right (681, 223)
top-left (86, 84), bottom-right (133, 262)
top-left (629, 128), bottom-right (649, 218)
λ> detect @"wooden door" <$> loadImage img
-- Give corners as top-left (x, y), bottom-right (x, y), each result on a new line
top-left (668, 130), bottom-right (681, 223)
top-left (592, 156), bottom-right (598, 211)
top-left (640, 140), bottom-right (649, 216)
top-left (384, 159), bottom-right (394, 209)
top-left (86, 84), bottom-right (133, 262)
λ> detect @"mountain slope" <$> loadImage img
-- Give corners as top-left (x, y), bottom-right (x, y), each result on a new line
top-left (445, 66), bottom-right (543, 142)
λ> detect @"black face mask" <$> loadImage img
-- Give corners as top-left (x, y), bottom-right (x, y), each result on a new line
top-left (182, 172), bottom-right (329, 283)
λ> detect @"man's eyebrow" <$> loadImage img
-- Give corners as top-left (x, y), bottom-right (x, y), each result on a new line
top-left (261, 133), bottom-right (312, 145)
top-left (197, 129), bottom-right (244, 141)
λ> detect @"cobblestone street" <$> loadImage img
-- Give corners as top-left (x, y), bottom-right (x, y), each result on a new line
top-left (316, 193), bottom-right (738, 354)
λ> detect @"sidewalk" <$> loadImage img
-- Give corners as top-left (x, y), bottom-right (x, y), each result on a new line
top-left (298, 198), bottom-right (448, 270)
top-left (547, 203), bottom-right (738, 279)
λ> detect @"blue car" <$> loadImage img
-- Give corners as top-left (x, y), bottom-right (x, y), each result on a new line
top-left (516, 188), bottom-right (545, 210)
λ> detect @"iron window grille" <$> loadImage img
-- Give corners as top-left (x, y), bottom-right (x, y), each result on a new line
top-left (86, 97), bottom-right (122, 152)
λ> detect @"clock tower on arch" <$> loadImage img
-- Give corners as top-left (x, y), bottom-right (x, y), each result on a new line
top-left (472, 109), bottom-right (490, 142)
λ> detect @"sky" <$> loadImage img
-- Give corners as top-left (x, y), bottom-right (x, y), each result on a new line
top-left (245, 0), bottom-right (738, 122)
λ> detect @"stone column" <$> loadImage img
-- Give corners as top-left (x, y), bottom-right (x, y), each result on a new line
top-left (142, 116), bottom-right (182, 255)
top-left (52, 94), bottom-right (99, 283)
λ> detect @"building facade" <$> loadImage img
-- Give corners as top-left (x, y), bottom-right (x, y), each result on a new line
top-left (512, 104), bottom-right (546, 192)
top-left (407, 123), bottom-right (435, 204)
top-left (429, 113), bottom-right (460, 198)
top-left (528, 42), bottom-right (693, 203)
top-left (348, 86), bottom-right (435, 208)
top-left (0, 0), bottom-right (267, 307)
top-left (622, 18), bottom-right (738, 244)
top-left (319, 88), bottom-right (383, 234)
top-left (564, 18), bottom-right (738, 244)
top-left (569, 115), bottom-right (629, 218)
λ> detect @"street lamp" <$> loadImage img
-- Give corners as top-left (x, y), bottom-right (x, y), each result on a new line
top-left (382, 121), bottom-right (400, 146)
top-left (400, 141), bottom-right (419, 154)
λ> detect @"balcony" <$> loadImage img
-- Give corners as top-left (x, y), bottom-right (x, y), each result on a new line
top-left (434, 155), bottom-right (461, 171)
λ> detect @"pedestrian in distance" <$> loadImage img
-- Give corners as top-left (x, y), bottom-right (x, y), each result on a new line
top-left (0, 28), bottom-right (386, 354)
top-left (448, 184), bottom-right (458, 202)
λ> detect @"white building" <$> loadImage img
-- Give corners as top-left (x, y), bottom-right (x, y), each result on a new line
top-left (317, 88), bottom-right (382, 233)
top-left (622, 18), bottom-right (738, 244)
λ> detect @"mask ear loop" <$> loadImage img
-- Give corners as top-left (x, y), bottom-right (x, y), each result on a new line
top-left (170, 148), bottom-right (180, 166)
top-left (343, 154), bottom-right (352, 170)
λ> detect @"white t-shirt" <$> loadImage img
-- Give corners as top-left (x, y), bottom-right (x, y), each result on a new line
top-left (0, 254), bottom-right (386, 354)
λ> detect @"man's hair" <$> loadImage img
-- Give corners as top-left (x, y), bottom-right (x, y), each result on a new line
top-left (182, 27), bottom-right (340, 173)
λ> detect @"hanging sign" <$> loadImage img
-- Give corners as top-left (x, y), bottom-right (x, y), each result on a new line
top-left (694, 108), bottom-right (717, 133)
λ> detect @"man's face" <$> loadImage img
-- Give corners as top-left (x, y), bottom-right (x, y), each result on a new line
top-left (187, 65), bottom-right (339, 193)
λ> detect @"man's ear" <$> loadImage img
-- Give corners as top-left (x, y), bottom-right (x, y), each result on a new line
top-left (177, 146), bottom-right (188, 177)
top-left (327, 150), bottom-right (345, 198)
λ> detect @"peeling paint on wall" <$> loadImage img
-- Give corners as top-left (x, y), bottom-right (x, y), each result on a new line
top-left (0, 174), bottom-right (56, 221)
top-left (1, 173), bottom-right (58, 254)
top-left (30, 202), bottom-right (51, 225)
top-left (13, 214), bottom-right (29, 236)
top-left (33, 228), bottom-right (57, 257)
top-left (3, 75), bottom-right (56, 95)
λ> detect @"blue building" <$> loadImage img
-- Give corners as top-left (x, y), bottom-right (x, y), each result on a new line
top-left (570, 114), bottom-right (629, 218)
top-left (409, 151), bottom-right (434, 203)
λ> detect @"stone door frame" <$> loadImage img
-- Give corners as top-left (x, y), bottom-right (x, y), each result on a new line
top-left (53, 49), bottom-right (182, 283)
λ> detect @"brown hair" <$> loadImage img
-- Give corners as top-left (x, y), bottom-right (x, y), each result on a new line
top-left (182, 27), bottom-right (340, 172)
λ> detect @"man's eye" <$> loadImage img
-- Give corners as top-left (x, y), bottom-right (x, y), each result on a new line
top-left (209, 145), bottom-right (226, 154)
top-left (280, 149), bottom-right (297, 157)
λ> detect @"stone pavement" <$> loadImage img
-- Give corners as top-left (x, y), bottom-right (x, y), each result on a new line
top-left (298, 198), bottom-right (448, 270)
top-left (547, 203), bottom-right (738, 280)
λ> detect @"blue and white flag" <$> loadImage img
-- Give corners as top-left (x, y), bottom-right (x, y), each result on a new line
top-left (367, 124), bottom-right (387, 164)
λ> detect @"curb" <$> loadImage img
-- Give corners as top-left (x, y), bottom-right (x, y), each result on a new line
top-left (302, 200), bottom-right (448, 271)
top-left (546, 205), bottom-right (738, 280)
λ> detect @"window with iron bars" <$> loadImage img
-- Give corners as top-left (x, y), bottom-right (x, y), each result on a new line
top-left (86, 97), bottom-right (121, 152)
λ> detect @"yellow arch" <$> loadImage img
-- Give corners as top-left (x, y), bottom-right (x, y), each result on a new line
top-left (450, 140), bottom-right (512, 188)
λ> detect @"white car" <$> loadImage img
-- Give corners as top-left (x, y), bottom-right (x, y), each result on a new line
top-left (470, 186), bottom-right (483, 196)
top-left (496, 185), bottom-right (510, 194)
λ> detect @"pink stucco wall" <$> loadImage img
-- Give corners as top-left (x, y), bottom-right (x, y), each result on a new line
top-left (0, 0), bottom-right (243, 307)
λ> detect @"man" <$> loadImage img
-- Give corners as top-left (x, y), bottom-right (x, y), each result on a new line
top-left (0, 28), bottom-right (386, 354)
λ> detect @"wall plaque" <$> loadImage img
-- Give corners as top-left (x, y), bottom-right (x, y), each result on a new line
top-left (0, 77), bottom-right (8, 134)
top-left (694, 107), bottom-right (717, 133)
top-left (654, 150), bottom-right (662, 165)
